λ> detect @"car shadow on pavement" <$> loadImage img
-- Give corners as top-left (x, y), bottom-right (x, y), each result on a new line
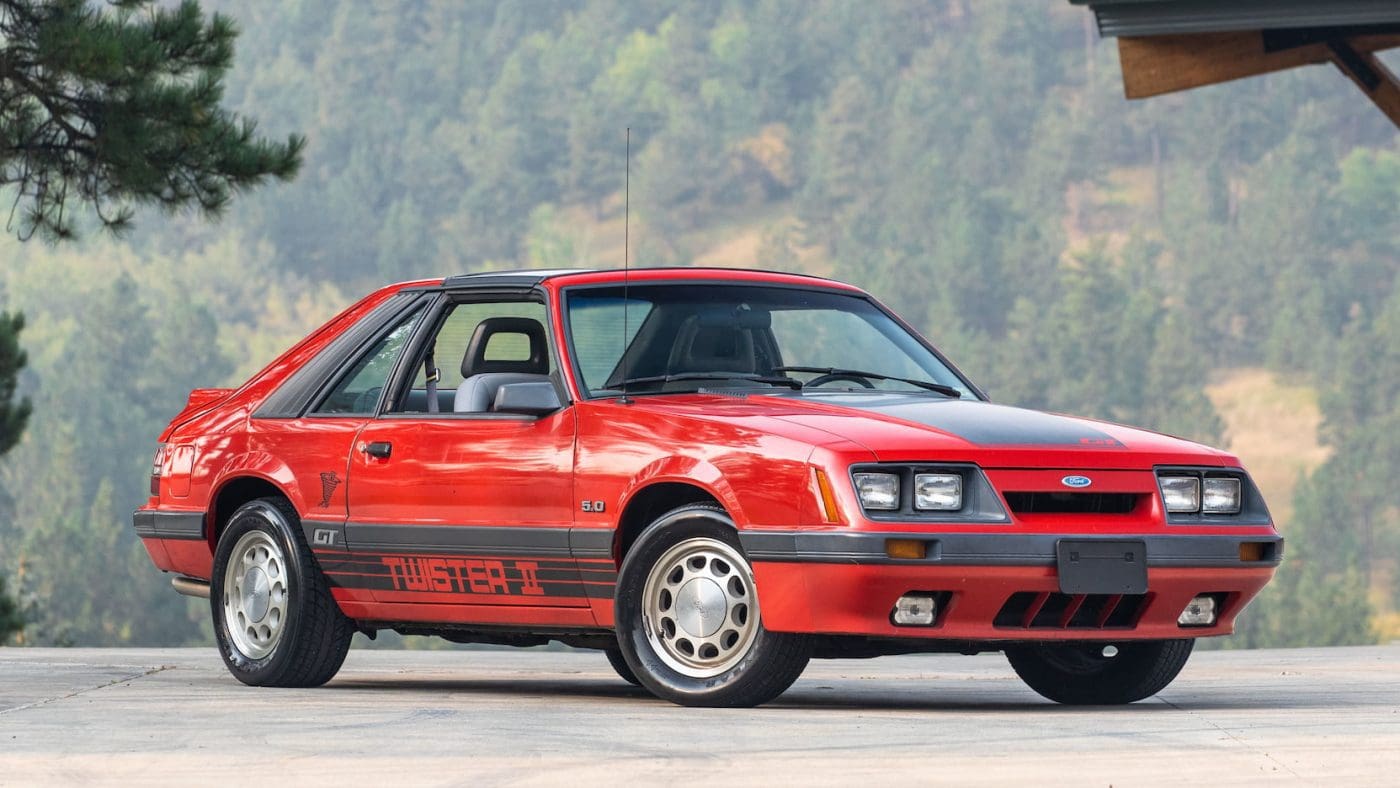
top-left (322, 675), bottom-right (1326, 712)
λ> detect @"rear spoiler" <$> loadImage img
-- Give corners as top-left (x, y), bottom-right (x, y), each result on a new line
top-left (158, 388), bottom-right (235, 441)
top-left (186, 388), bottom-right (234, 411)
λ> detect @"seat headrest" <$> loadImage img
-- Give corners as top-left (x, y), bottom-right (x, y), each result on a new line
top-left (667, 317), bottom-right (756, 374)
top-left (462, 317), bottom-right (549, 376)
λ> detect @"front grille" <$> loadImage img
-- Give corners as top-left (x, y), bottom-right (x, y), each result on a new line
top-left (993, 591), bottom-right (1147, 629)
top-left (1002, 491), bottom-right (1140, 515)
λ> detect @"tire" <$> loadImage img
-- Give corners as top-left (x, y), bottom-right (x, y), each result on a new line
top-left (604, 646), bottom-right (641, 686)
top-left (210, 497), bottom-right (354, 687)
top-left (613, 503), bottom-right (812, 707)
top-left (1005, 639), bottom-right (1195, 705)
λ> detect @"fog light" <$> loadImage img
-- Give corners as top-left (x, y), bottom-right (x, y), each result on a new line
top-left (1178, 595), bottom-right (1218, 627)
top-left (892, 594), bottom-right (937, 626)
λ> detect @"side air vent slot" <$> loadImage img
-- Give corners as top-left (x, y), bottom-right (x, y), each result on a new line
top-left (993, 592), bottom-right (1147, 629)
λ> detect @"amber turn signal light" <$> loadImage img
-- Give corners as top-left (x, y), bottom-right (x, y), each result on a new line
top-left (885, 539), bottom-right (927, 560)
top-left (813, 468), bottom-right (842, 523)
top-left (1239, 542), bottom-right (1268, 562)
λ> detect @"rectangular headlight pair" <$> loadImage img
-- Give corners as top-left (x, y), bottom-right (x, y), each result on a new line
top-left (853, 472), bottom-right (962, 512)
top-left (1159, 476), bottom-right (1241, 514)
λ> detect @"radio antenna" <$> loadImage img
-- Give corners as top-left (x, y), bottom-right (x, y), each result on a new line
top-left (619, 127), bottom-right (632, 405)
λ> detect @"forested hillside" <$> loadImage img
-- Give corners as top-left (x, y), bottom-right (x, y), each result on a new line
top-left (1, 0), bottom-right (1396, 646)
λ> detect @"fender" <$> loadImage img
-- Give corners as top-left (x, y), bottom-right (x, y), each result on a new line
top-left (208, 452), bottom-right (309, 525)
top-left (617, 456), bottom-right (743, 525)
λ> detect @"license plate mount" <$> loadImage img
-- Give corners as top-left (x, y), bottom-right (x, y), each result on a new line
top-left (1056, 540), bottom-right (1148, 595)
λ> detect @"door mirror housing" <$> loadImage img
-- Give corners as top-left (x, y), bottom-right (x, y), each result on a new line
top-left (493, 381), bottom-right (563, 416)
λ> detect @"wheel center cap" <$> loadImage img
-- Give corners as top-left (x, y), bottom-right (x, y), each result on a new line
top-left (675, 578), bottom-right (726, 638)
top-left (242, 567), bottom-right (271, 623)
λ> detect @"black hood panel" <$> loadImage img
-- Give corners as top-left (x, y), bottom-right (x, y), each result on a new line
top-left (805, 395), bottom-right (1126, 448)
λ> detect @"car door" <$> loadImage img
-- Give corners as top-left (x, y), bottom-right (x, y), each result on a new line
top-left (344, 295), bottom-right (587, 610)
top-left (245, 296), bottom-right (431, 607)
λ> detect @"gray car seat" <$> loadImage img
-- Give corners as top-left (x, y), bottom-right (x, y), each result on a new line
top-left (665, 317), bottom-right (758, 375)
top-left (454, 317), bottom-right (551, 412)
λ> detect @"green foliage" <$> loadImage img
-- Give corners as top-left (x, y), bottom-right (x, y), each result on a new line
top-left (0, 0), bottom-right (304, 240)
top-left (0, 572), bottom-right (23, 642)
top-left (0, 310), bottom-right (31, 639)
top-left (0, 311), bottom-right (31, 457)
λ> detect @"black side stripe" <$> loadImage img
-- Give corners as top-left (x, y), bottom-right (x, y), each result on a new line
top-left (132, 510), bottom-right (206, 540)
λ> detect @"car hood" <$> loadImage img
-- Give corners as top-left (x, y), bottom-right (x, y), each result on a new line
top-left (627, 391), bottom-right (1234, 469)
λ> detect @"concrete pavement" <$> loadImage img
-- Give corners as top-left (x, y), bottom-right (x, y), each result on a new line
top-left (1, 644), bottom-right (1398, 786)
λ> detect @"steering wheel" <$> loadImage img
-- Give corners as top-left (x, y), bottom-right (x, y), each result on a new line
top-left (804, 373), bottom-right (876, 389)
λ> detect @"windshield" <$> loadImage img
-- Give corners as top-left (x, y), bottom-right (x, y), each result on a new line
top-left (564, 284), bottom-right (977, 399)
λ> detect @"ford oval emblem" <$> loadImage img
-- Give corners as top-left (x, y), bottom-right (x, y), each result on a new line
top-left (1061, 475), bottom-right (1092, 489)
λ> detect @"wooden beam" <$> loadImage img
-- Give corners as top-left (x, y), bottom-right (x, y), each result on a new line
top-left (1328, 43), bottom-right (1400, 128)
top-left (1118, 31), bottom-right (1400, 99)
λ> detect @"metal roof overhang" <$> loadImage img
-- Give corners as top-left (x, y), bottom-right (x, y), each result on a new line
top-left (1070, 1), bottom-right (1400, 127)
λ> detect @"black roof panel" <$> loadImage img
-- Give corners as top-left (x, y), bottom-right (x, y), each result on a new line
top-left (440, 268), bottom-right (594, 289)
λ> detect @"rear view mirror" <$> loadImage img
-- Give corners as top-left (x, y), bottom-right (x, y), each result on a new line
top-left (493, 381), bottom-right (563, 416)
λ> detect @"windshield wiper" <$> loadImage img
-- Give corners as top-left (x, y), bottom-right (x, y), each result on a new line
top-left (612, 372), bottom-right (804, 391)
top-left (772, 366), bottom-right (962, 398)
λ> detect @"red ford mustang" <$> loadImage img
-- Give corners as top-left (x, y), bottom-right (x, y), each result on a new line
top-left (135, 267), bottom-right (1281, 707)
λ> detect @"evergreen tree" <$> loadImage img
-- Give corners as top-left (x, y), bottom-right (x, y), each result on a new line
top-left (0, 0), bottom-right (299, 641)
top-left (0, 572), bottom-right (22, 642)
top-left (0, 311), bottom-right (29, 638)
top-left (0, 0), bottom-right (305, 240)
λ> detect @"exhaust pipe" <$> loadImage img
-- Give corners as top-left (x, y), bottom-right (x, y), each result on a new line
top-left (171, 576), bottom-right (210, 599)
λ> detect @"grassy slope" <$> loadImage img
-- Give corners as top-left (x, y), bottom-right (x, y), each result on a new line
top-left (1204, 367), bottom-right (1329, 528)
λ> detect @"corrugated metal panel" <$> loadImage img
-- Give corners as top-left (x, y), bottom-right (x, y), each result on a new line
top-left (1078, 0), bottom-right (1400, 38)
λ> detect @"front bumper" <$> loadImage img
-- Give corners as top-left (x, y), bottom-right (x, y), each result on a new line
top-left (741, 530), bottom-right (1281, 641)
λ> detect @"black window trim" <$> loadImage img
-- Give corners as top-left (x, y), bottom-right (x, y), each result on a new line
top-left (374, 286), bottom-right (573, 421)
top-left (557, 279), bottom-right (988, 402)
top-left (302, 297), bottom-right (436, 419)
top-left (253, 292), bottom-right (431, 420)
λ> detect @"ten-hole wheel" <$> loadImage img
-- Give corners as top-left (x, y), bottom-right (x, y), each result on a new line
top-left (613, 503), bottom-right (812, 707)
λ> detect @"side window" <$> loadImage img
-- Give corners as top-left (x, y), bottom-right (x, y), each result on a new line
top-left (312, 310), bottom-right (421, 415)
top-left (394, 300), bottom-right (551, 414)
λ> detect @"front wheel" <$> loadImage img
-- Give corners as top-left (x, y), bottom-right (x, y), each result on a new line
top-left (211, 497), bottom-right (354, 687)
top-left (1005, 639), bottom-right (1194, 704)
top-left (604, 646), bottom-right (641, 686)
top-left (614, 504), bottom-right (811, 707)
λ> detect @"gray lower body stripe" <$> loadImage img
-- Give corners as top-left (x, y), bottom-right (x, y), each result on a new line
top-left (737, 530), bottom-right (1283, 568)
top-left (132, 510), bottom-right (206, 540)
top-left (339, 522), bottom-right (615, 561)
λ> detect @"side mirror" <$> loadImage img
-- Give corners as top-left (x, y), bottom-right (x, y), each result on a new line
top-left (493, 381), bottom-right (564, 416)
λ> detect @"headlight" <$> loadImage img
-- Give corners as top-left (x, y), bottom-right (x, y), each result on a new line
top-left (914, 473), bottom-right (962, 510)
top-left (1202, 477), bottom-right (1242, 514)
top-left (853, 472), bottom-right (899, 510)
top-left (1159, 476), bottom-right (1200, 513)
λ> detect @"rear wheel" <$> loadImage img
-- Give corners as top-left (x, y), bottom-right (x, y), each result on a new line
top-left (211, 497), bottom-right (354, 687)
top-left (614, 504), bottom-right (812, 707)
top-left (1005, 639), bottom-right (1194, 704)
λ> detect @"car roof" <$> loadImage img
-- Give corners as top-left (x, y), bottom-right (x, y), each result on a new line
top-left (429, 267), bottom-right (863, 293)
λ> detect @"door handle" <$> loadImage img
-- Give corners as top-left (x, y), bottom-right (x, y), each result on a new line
top-left (359, 441), bottom-right (392, 459)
